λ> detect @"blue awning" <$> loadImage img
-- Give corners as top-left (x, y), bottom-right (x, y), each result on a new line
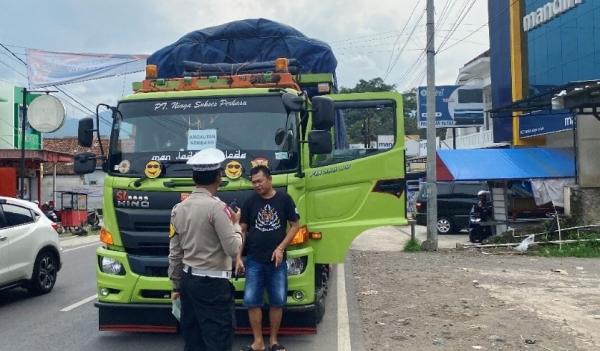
top-left (437, 148), bottom-right (575, 181)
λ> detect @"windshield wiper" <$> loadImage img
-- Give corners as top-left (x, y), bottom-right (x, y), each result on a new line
top-left (132, 159), bottom-right (190, 187)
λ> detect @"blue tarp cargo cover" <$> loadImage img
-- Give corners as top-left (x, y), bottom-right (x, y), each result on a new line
top-left (147, 18), bottom-right (337, 79)
top-left (437, 148), bottom-right (575, 181)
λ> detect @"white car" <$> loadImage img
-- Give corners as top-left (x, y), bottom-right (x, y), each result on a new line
top-left (0, 196), bottom-right (62, 294)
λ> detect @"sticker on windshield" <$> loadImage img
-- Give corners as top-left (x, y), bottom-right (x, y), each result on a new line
top-left (188, 129), bottom-right (217, 150)
top-left (275, 152), bottom-right (289, 160)
top-left (225, 161), bottom-right (243, 180)
top-left (144, 160), bottom-right (162, 179)
top-left (225, 150), bottom-right (247, 159)
top-left (251, 157), bottom-right (269, 168)
top-left (118, 160), bottom-right (131, 174)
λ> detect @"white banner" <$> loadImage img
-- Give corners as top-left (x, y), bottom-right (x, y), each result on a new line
top-left (26, 49), bottom-right (148, 88)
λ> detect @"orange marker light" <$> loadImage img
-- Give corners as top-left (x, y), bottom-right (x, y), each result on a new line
top-left (275, 58), bottom-right (289, 73)
top-left (310, 231), bottom-right (322, 240)
top-left (290, 226), bottom-right (309, 245)
top-left (146, 64), bottom-right (158, 79)
top-left (100, 227), bottom-right (114, 245)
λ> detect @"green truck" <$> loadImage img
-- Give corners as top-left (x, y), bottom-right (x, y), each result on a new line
top-left (73, 22), bottom-right (406, 334)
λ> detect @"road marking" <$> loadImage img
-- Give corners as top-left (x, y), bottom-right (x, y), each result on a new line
top-left (60, 294), bottom-right (97, 312)
top-left (62, 242), bottom-right (99, 253)
top-left (337, 264), bottom-right (351, 351)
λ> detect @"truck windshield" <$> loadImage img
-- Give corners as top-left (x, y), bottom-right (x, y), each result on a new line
top-left (108, 95), bottom-right (298, 177)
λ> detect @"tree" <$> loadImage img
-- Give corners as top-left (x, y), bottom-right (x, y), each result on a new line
top-left (402, 89), bottom-right (421, 137)
top-left (339, 78), bottom-right (426, 139)
top-left (339, 77), bottom-right (396, 93)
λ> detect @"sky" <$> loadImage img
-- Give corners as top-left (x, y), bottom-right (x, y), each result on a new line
top-left (0, 0), bottom-right (489, 119)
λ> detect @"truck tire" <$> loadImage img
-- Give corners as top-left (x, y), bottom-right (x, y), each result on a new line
top-left (314, 264), bottom-right (329, 324)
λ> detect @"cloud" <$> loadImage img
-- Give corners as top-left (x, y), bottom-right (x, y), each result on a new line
top-left (0, 0), bottom-right (490, 115)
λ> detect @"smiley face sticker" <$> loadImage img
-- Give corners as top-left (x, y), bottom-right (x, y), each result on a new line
top-left (144, 160), bottom-right (162, 179)
top-left (224, 161), bottom-right (243, 180)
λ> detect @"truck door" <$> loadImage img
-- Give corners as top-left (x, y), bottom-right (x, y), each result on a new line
top-left (304, 92), bottom-right (407, 263)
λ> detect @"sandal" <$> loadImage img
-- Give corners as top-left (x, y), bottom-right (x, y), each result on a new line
top-left (270, 344), bottom-right (287, 351)
top-left (241, 346), bottom-right (265, 351)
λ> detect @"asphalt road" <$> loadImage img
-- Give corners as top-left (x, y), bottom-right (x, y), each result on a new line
top-left (0, 239), bottom-right (364, 351)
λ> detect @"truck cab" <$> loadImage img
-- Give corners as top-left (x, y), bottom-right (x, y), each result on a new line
top-left (74, 59), bottom-right (407, 333)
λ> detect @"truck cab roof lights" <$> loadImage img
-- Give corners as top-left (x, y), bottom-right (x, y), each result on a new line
top-left (133, 72), bottom-right (301, 93)
top-left (275, 58), bottom-right (289, 73)
top-left (146, 65), bottom-right (158, 79)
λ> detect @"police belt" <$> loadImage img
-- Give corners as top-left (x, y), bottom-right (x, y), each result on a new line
top-left (183, 265), bottom-right (231, 279)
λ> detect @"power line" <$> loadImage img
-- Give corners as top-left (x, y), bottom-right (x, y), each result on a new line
top-left (0, 43), bottom-right (27, 65)
top-left (383, 7), bottom-right (426, 81)
top-left (390, 0), bottom-right (459, 87)
top-left (0, 57), bottom-right (28, 79)
top-left (395, 0), bottom-right (520, 91)
top-left (437, 0), bottom-right (478, 52)
top-left (383, 0), bottom-right (424, 78)
top-left (437, 0), bottom-right (520, 54)
top-left (0, 42), bottom-right (113, 128)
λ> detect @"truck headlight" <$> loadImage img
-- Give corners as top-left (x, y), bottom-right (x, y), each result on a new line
top-left (100, 256), bottom-right (125, 275)
top-left (286, 256), bottom-right (308, 276)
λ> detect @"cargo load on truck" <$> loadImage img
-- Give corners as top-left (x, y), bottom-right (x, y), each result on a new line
top-left (148, 18), bottom-right (337, 80)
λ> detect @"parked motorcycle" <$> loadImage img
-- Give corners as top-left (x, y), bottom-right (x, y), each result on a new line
top-left (41, 204), bottom-right (64, 234)
top-left (87, 209), bottom-right (101, 230)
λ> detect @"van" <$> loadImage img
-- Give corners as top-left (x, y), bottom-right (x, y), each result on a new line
top-left (415, 182), bottom-right (487, 234)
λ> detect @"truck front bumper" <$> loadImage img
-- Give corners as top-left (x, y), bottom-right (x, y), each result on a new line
top-left (96, 302), bottom-right (178, 333)
top-left (96, 301), bottom-right (317, 334)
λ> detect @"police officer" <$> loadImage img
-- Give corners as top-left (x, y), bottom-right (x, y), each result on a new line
top-left (168, 148), bottom-right (244, 351)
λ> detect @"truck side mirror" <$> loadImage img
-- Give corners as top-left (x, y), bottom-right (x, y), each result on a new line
top-left (282, 93), bottom-right (305, 113)
top-left (311, 96), bottom-right (335, 130)
top-left (73, 152), bottom-right (97, 174)
top-left (308, 130), bottom-right (332, 155)
top-left (78, 117), bottom-right (94, 147)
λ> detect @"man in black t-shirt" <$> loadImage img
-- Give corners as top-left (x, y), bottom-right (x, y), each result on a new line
top-left (237, 165), bottom-right (299, 351)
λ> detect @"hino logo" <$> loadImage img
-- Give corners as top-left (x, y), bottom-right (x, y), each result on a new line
top-left (523, 0), bottom-right (583, 32)
top-left (115, 190), bottom-right (150, 208)
top-left (117, 200), bottom-right (150, 208)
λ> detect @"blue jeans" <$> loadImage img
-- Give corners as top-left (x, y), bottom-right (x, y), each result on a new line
top-left (243, 256), bottom-right (287, 307)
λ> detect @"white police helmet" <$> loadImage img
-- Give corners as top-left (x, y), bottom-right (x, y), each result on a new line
top-left (186, 148), bottom-right (226, 171)
top-left (477, 190), bottom-right (489, 196)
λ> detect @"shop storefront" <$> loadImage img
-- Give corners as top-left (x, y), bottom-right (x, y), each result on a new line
top-left (489, 0), bottom-right (599, 145)
top-left (0, 81), bottom-right (71, 201)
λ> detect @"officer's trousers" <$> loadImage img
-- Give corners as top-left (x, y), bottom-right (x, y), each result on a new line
top-left (180, 273), bottom-right (235, 351)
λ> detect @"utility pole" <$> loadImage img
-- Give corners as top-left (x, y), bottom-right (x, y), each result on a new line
top-left (423, 0), bottom-right (438, 251)
top-left (19, 88), bottom-right (28, 199)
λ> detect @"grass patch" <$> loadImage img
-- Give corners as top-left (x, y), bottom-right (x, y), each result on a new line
top-left (404, 238), bottom-right (422, 252)
top-left (537, 240), bottom-right (600, 258)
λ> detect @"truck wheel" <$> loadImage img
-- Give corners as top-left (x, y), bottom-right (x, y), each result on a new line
top-left (314, 264), bottom-right (329, 324)
top-left (28, 250), bottom-right (58, 295)
top-left (314, 289), bottom-right (326, 324)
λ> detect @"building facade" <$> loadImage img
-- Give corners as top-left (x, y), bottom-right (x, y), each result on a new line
top-left (442, 51), bottom-right (510, 149)
top-left (42, 138), bottom-right (107, 210)
top-left (488, 0), bottom-right (600, 223)
top-left (489, 0), bottom-right (598, 146)
top-left (0, 81), bottom-right (70, 201)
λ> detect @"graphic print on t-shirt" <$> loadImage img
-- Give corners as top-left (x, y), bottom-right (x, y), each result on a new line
top-left (255, 204), bottom-right (282, 232)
